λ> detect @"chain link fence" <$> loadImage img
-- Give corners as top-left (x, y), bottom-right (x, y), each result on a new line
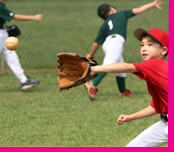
top-left (1, 0), bottom-right (168, 71)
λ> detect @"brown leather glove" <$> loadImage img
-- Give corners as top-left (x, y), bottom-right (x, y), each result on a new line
top-left (57, 53), bottom-right (98, 91)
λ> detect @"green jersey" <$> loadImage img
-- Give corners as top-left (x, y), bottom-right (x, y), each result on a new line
top-left (95, 9), bottom-right (135, 44)
top-left (0, 2), bottom-right (15, 29)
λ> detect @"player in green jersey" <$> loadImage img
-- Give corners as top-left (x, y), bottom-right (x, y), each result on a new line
top-left (0, 0), bottom-right (42, 91)
top-left (85, 0), bottom-right (163, 101)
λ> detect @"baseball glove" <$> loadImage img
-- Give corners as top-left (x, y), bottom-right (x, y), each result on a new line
top-left (6, 25), bottom-right (21, 37)
top-left (57, 53), bottom-right (98, 91)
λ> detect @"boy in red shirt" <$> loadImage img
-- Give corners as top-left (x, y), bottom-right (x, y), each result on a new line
top-left (89, 28), bottom-right (168, 147)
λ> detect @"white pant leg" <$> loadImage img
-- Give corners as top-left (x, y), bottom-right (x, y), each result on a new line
top-left (102, 34), bottom-right (126, 77)
top-left (0, 30), bottom-right (27, 83)
top-left (126, 121), bottom-right (168, 147)
top-left (116, 55), bottom-right (126, 77)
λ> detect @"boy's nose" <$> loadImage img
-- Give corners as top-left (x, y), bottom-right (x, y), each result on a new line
top-left (142, 46), bottom-right (147, 51)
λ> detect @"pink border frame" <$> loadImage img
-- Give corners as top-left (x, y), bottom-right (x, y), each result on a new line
top-left (0, 0), bottom-right (172, 151)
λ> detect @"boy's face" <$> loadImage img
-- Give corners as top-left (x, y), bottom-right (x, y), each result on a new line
top-left (140, 36), bottom-right (165, 61)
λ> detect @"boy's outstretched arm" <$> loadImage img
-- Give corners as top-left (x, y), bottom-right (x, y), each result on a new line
top-left (13, 14), bottom-right (43, 21)
top-left (90, 62), bottom-right (139, 76)
top-left (132, 0), bottom-right (163, 15)
top-left (117, 106), bottom-right (156, 125)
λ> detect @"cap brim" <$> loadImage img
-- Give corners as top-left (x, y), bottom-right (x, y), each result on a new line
top-left (134, 28), bottom-right (163, 46)
top-left (134, 28), bottom-right (148, 41)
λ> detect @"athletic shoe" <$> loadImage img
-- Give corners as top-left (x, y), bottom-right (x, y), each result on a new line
top-left (21, 78), bottom-right (40, 91)
top-left (84, 82), bottom-right (99, 101)
top-left (117, 89), bottom-right (135, 97)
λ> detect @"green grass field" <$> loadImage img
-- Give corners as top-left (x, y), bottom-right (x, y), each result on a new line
top-left (0, 70), bottom-right (168, 147)
top-left (0, 0), bottom-right (168, 147)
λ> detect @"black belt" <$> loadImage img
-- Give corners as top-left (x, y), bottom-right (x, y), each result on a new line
top-left (160, 114), bottom-right (168, 122)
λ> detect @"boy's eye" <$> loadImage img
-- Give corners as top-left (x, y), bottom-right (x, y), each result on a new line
top-left (148, 43), bottom-right (152, 46)
top-left (140, 44), bottom-right (144, 47)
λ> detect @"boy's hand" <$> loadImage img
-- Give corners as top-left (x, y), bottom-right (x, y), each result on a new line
top-left (34, 14), bottom-right (43, 21)
top-left (86, 54), bottom-right (91, 60)
top-left (89, 66), bottom-right (97, 76)
top-left (117, 115), bottom-right (133, 125)
top-left (153, 0), bottom-right (163, 10)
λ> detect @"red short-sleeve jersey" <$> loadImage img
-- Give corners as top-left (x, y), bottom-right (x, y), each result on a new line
top-left (132, 59), bottom-right (168, 114)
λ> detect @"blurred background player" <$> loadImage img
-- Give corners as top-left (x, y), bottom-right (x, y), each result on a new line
top-left (89, 27), bottom-right (168, 147)
top-left (85, 0), bottom-right (163, 100)
top-left (0, 0), bottom-right (42, 91)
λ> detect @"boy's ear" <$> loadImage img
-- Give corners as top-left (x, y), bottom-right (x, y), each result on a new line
top-left (110, 7), bottom-right (116, 13)
top-left (110, 7), bottom-right (114, 10)
top-left (161, 47), bottom-right (168, 56)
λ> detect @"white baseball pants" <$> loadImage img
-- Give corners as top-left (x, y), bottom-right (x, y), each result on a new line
top-left (0, 29), bottom-right (27, 83)
top-left (102, 34), bottom-right (126, 77)
top-left (126, 120), bottom-right (168, 147)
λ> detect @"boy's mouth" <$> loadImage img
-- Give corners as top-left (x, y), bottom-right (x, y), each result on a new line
top-left (142, 53), bottom-right (148, 58)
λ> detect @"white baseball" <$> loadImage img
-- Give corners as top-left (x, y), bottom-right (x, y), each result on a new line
top-left (5, 36), bottom-right (19, 51)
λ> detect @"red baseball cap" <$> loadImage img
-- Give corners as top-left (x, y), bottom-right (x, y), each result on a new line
top-left (134, 28), bottom-right (168, 48)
